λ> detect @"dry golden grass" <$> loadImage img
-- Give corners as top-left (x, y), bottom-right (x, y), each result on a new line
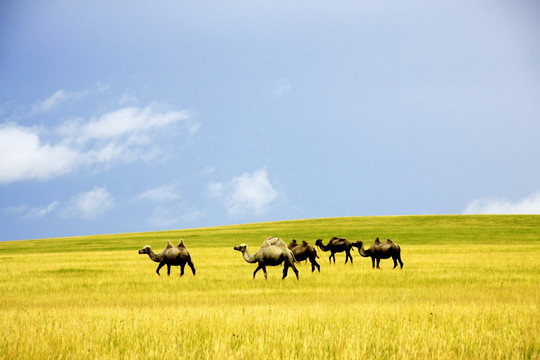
top-left (0, 216), bottom-right (539, 359)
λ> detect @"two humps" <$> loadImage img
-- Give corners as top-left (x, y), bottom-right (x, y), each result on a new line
top-left (138, 239), bottom-right (195, 276)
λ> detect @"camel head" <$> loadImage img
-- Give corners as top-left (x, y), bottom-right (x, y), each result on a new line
top-left (233, 244), bottom-right (248, 253)
top-left (351, 241), bottom-right (363, 249)
top-left (138, 245), bottom-right (151, 254)
top-left (315, 239), bottom-right (324, 247)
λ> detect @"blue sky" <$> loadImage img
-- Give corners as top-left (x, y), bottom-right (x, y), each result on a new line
top-left (1, 1), bottom-right (539, 241)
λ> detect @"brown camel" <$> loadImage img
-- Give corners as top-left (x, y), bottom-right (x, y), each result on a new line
top-left (234, 237), bottom-right (299, 280)
top-left (351, 237), bottom-right (403, 269)
top-left (138, 239), bottom-right (196, 276)
top-left (315, 237), bottom-right (354, 264)
top-left (288, 239), bottom-right (320, 272)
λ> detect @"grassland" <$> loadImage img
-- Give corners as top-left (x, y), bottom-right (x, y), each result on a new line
top-left (0, 215), bottom-right (539, 359)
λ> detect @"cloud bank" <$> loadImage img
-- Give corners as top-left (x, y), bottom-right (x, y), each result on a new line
top-left (0, 95), bottom-right (190, 184)
top-left (463, 192), bottom-right (540, 214)
top-left (0, 124), bottom-right (80, 183)
top-left (209, 168), bottom-right (278, 216)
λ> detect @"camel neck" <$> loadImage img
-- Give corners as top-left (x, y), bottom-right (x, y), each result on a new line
top-left (242, 250), bottom-right (257, 263)
top-left (318, 243), bottom-right (330, 251)
top-left (359, 244), bottom-right (369, 257)
top-left (147, 248), bottom-right (163, 263)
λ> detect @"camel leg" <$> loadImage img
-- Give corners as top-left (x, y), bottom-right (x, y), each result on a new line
top-left (371, 257), bottom-right (375, 269)
top-left (291, 263), bottom-right (299, 280)
top-left (167, 264), bottom-right (171, 276)
top-left (261, 265), bottom-right (268, 280)
top-left (376, 258), bottom-right (381, 269)
top-left (253, 264), bottom-right (263, 279)
top-left (188, 260), bottom-right (196, 275)
top-left (282, 263), bottom-right (289, 280)
top-left (180, 263), bottom-right (186, 276)
top-left (156, 262), bottom-right (166, 276)
top-left (311, 257), bottom-right (320, 272)
top-left (345, 250), bottom-right (352, 264)
top-left (393, 258), bottom-right (398, 269)
top-left (398, 256), bottom-right (404, 269)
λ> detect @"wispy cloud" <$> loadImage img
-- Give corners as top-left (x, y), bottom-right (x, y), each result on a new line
top-left (25, 200), bottom-right (59, 219)
top-left (32, 84), bottom-right (109, 114)
top-left (275, 78), bottom-right (292, 95)
top-left (209, 168), bottom-right (278, 216)
top-left (0, 101), bottom-right (190, 184)
top-left (65, 187), bottom-right (115, 219)
top-left (137, 183), bottom-right (181, 202)
top-left (5, 200), bottom-right (59, 220)
top-left (36, 90), bottom-right (69, 113)
top-left (147, 204), bottom-right (205, 228)
top-left (62, 106), bottom-right (189, 141)
top-left (463, 191), bottom-right (540, 214)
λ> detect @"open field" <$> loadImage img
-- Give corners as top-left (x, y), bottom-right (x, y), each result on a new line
top-left (0, 215), bottom-right (539, 359)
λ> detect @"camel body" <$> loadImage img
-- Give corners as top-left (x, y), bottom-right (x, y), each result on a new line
top-left (352, 238), bottom-right (403, 269)
top-left (234, 237), bottom-right (299, 280)
top-left (288, 239), bottom-right (320, 272)
top-left (138, 239), bottom-right (196, 276)
top-left (315, 237), bottom-right (354, 264)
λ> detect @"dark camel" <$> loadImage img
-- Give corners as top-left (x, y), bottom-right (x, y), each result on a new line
top-left (314, 237), bottom-right (354, 264)
top-left (288, 239), bottom-right (320, 272)
top-left (138, 239), bottom-right (196, 276)
top-left (351, 237), bottom-right (404, 269)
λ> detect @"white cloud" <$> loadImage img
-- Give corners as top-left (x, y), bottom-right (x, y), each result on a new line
top-left (0, 103), bottom-right (190, 184)
top-left (137, 183), bottom-right (181, 202)
top-left (0, 123), bottom-right (81, 183)
top-left (209, 168), bottom-right (278, 216)
top-left (72, 106), bottom-right (189, 141)
top-left (463, 192), bottom-right (540, 214)
top-left (67, 187), bottom-right (114, 219)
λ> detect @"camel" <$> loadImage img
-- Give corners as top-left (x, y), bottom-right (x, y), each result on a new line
top-left (351, 237), bottom-right (403, 269)
top-left (315, 237), bottom-right (354, 264)
top-left (234, 237), bottom-right (299, 280)
top-left (138, 239), bottom-right (196, 276)
top-left (288, 239), bottom-right (320, 272)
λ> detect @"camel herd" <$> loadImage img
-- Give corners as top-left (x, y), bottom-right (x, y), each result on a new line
top-left (138, 236), bottom-right (403, 279)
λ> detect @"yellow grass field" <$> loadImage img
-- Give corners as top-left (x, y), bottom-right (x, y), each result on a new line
top-left (0, 215), bottom-right (539, 359)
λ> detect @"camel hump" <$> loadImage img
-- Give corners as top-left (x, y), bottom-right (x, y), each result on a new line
top-left (165, 240), bottom-right (174, 248)
top-left (302, 241), bottom-right (309, 246)
top-left (177, 239), bottom-right (186, 247)
top-left (263, 236), bottom-right (281, 247)
top-left (386, 238), bottom-right (394, 244)
top-left (331, 237), bottom-right (348, 245)
top-left (374, 237), bottom-right (381, 244)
